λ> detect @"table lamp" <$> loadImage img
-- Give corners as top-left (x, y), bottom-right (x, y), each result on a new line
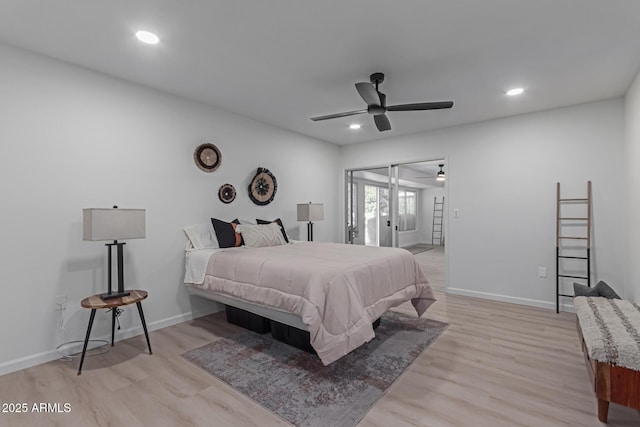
top-left (83, 206), bottom-right (145, 300)
top-left (297, 202), bottom-right (324, 241)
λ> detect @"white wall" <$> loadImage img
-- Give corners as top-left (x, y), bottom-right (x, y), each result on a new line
top-left (625, 69), bottom-right (640, 302)
top-left (0, 44), bottom-right (340, 375)
top-left (341, 99), bottom-right (626, 308)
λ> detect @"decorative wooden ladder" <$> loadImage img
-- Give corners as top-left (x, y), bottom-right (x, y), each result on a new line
top-left (556, 181), bottom-right (592, 313)
top-left (432, 196), bottom-right (444, 245)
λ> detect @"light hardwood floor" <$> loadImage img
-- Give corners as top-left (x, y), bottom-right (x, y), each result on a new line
top-left (413, 245), bottom-right (445, 290)
top-left (1, 260), bottom-right (639, 426)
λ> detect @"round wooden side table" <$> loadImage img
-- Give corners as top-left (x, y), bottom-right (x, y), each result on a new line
top-left (77, 290), bottom-right (152, 375)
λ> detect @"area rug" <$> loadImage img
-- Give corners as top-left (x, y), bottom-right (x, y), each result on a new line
top-left (182, 312), bottom-right (448, 427)
top-left (403, 244), bottom-right (436, 255)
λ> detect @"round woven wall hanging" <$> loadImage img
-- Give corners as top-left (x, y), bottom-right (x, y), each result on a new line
top-left (218, 183), bottom-right (236, 204)
top-left (193, 143), bottom-right (221, 172)
top-left (248, 167), bottom-right (277, 206)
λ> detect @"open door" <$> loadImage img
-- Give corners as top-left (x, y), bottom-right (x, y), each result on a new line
top-left (345, 167), bottom-right (393, 246)
top-left (365, 181), bottom-right (391, 247)
top-left (388, 165), bottom-right (399, 247)
top-left (345, 170), bottom-right (360, 244)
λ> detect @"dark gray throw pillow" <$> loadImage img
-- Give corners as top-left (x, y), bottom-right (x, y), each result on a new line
top-left (573, 282), bottom-right (598, 297)
top-left (594, 281), bottom-right (621, 299)
top-left (211, 218), bottom-right (243, 248)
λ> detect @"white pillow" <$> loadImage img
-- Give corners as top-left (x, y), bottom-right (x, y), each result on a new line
top-left (237, 218), bottom-right (256, 225)
top-left (235, 223), bottom-right (286, 248)
top-left (183, 223), bottom-right (219, 249)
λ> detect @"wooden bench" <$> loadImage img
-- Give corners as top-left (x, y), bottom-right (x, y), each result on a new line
top-left (575, 297), bottom-right (640, 423)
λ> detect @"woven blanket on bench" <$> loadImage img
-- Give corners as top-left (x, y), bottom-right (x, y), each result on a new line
top-left (574, 296), bottom-right (640, 371)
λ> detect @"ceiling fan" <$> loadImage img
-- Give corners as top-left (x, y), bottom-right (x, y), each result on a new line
top-left (310, 72), bottom-right (453, 132)
top-left (416, 164), bottom-right (446, 182)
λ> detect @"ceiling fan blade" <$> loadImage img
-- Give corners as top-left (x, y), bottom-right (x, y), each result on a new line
top-left (355, 82), bottom-right (381, 107)
top-left (310, 109), bottom-right (367, 121)
top-left (387, 101), bottom-right (454, 111)
top-left (374, 114), bottom-right (391, 131)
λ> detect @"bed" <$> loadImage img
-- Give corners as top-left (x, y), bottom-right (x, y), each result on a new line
top-left (184, 236), bottom-right (435, 365)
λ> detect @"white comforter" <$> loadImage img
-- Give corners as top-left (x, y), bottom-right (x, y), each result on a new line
top-left (191, 242), bottom-right (435, 365)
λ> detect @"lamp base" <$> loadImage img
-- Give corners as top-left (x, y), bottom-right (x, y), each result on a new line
top-left (100, 290), bottom-right (131, 301)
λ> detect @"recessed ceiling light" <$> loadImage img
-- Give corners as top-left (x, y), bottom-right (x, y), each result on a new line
top-left (136, 30), bottom-right (159, 45)
top-left (506, 87), bottom-right (524, 96)
top-left (349, 124), bottom-right (361, 130)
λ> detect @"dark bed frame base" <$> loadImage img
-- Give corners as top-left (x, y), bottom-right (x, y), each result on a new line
top-left (225, 305), bottom-right (271, 334)
top-left (224, 305), bottom-right (381, 354)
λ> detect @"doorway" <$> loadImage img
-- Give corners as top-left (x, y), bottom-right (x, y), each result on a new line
top-left (346, 160), bottom-right (446, 247)
top-left (364, 183), bottom-right (390, 246)
top-left (346, 167), bottom-right (392, 247)
top-left (345, 159), bottom-right (447, 289)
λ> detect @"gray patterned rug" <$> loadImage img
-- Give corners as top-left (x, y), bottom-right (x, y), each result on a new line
top-left (403, 244), bottom-right (436, 255)
top-left (182, 311), bottom-right (448, 427)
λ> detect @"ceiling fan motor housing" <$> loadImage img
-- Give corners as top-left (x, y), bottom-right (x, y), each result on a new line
top-left (370, 72), bottom-right (385, 85)
top-left (368, 105), bottom-right (386, 115)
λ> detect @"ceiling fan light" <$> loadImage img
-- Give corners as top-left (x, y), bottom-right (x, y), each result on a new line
top-left (436, 163), bottom-right (445, 181)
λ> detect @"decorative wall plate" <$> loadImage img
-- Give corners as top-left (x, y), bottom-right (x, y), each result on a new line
top-left (218, 183), bottom-right (236, 204)
top-left (248, 167), bottom-right (277, 206)
top-left (194, 143), bottom-right (221, 172)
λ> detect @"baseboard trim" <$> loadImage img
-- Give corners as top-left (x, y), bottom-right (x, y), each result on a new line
top-left (446, 287), bottom-right (575, 313)
top-left (0, 306), bottom-right (221, 377)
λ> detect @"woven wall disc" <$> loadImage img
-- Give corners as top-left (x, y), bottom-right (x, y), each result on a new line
top-left (248, 167), bottom-right (277, 206)
top-left (218, 183), bottom-right (236, 204)
top-left (194, 143), bottom-right (221, 172)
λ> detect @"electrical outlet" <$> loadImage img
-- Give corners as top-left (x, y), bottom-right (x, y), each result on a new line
top-left (55, 295), bottom-right (67, 310)
top-left (538, 267), bottom-right (547, 278)
top-left (453, 208), bottom-right (460, 218)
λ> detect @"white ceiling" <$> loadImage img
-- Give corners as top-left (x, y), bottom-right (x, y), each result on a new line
top-left (1, 1), bottom-right (639, 145)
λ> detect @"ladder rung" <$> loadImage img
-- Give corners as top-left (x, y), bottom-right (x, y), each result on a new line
top-left (559, 217), bottom-right (589, 220)
top-left (559, 237), bottom-right (588, 240)
top-left (558, 256), bottom-right (588, 260)
top-left (558, 294), bottom-right (574, 298)
top-left (559, 198), bottom-right (588, 202)
top-left (558, 274), bottom-right (589, 280)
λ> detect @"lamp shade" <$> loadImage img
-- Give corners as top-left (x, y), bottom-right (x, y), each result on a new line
top-left (83, 208), bottom-right (146, 241)
top-left (297, 203), bottom-right (324, 222)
